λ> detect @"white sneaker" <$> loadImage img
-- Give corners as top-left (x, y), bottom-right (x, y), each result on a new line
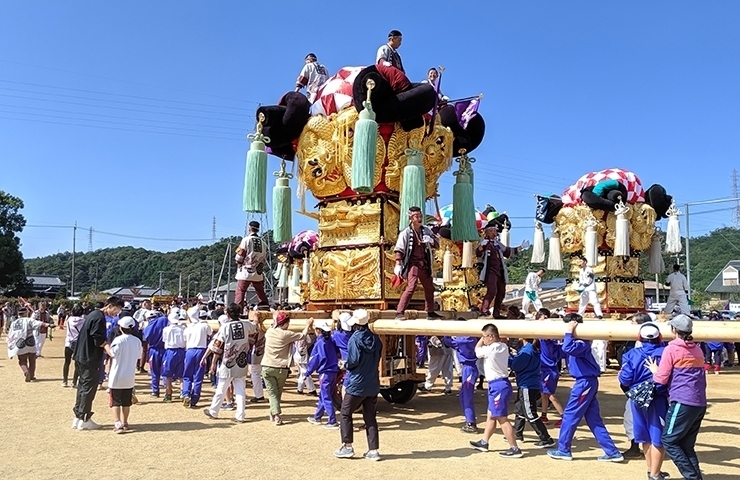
top-left (71, 418), bottom-right (80, 429)
top-left (77, 418), bottom-right (102, 430)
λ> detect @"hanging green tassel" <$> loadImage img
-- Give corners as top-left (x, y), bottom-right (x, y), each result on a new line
top-left (243, 113), bottom-right (269, 213)
top-left (351, 79), bottom-right (378, 194)
top-left (272, 159), bottom-right (293, 243)
top-left (398, 148), bottom-right (426, 230)
top-left (451, 151), bottom-right (478, 241)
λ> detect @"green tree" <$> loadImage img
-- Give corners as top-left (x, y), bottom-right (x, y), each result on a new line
top-left (0, 191), bottom-right (30, 295)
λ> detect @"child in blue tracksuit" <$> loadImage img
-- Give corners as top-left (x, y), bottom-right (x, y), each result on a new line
top-left (548, 313), bottom-right (623, 462)
top-left (444, 326), bottom-right (479, 433)
top-left (510, 338), bottom-right (555, 447)
top-left (703, 341), bottom-right (723, 374)
top-left (142, 311), bottom-right (169, 397)
top-left (618, 323), bottom-right (668, 480)
top-left (307, 320), bottom-right (340, 429)
top-left (537, 309), bottom-right (564, 426)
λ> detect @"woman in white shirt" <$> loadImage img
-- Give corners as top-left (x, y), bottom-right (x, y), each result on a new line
top-left (62, 304), bottom-right (85, 387)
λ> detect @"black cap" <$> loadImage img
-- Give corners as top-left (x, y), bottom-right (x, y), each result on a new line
top-left (408, 206), bottom-right (421, 213)
top-left (305, 53), bottom-right (317, 60)
top-left (249, 221), bottom-right (260, 229)
top-left (388, 29), bottom-right (402, 38)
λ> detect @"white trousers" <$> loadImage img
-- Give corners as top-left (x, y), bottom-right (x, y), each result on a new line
top-left (663, 294), bottom-right (690, 314)
top-left (591, 340), bottom-right (607, 372)
top-left (295, 362), bottom-right (315, 393)
top-left (578, 290), bottom-right (603, 317)
top-left (623, 399), bottom-right (634, 440)
top-left (522, 293), bottom-right (544, 315)
top-left (250, 363), bottom-right (263, 398)
top-left (425, 352), bottom-right (454, 390)
top-left (34, 332), bottom-right (47, 356)
top-left (208, 376), bottom-right (246, 421)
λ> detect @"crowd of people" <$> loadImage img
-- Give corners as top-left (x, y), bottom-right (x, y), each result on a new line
top-left (3, 293), bottom-right (710, 477)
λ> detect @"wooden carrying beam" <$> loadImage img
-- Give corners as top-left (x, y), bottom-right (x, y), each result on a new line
top-left (203, 311), bottom-right (740, 342)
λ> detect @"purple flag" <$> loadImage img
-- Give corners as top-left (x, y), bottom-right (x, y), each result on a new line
top-left (454, 96), bottom-right (481, 129)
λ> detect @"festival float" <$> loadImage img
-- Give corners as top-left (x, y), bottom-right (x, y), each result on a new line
top-left (238, 61), bottom-right (740, 403)
top-left (533, 169), bottom-right (680, 313)
top-left (241, 63), bottom-right (486, 402)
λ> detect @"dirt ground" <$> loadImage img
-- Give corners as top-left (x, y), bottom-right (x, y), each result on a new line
top-left (1, 337), bottom-right (738, 480)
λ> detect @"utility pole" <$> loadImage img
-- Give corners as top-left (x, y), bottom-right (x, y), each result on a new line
top-left (88, 227), bottom-right (93, 252)
top-left (178, 273), bottom-right (182, 297)
top-left (212, 216), bottom-right (217, 244)
top-left (225, 241), bottom-right (233, 304)
top-left (71, 222), bottom-right (77, 298)
top-left (210, 260), bottom-right (215, 300)
top-left (733, 169), bottom-right (740, 226)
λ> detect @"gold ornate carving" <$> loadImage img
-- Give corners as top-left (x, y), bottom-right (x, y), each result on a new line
top-left (385, 119), bottom-right (453, 198)
top-left (297, 109), bottom-right (452, 200)
top-left (318, 200), bottom-right (382, 247)
top-left (383, 200), bottom-right (401, 245)
top-left (309, 248), bottom-right (381, 301)
top-left (606, 256), bottom-right (639, 278)
top-left (296, 115), bottom-right (348, 197)
top-left (565, 281), bottom-right (606, 309)
top-left (607, 282), bottom-right (645, 309)
top-left (630, 203), bottom-right (656, 251)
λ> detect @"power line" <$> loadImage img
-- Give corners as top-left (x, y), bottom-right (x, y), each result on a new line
top-left (0, 108), bottom-right (247, 137)
top-left (0, 115), bottom-right (243, 142)
top-left (0, 58), bottom-right (260, 106)
top-left (25, 224), bottom-right (215, 242)
top-left (0, 78), bottom-right (257, 112)
top-left (0, 86), bottom-right (252, 117)
top-left (0, 103), bottom-right (247, 132)
top-left (0, 93), bottom-right (252, 124)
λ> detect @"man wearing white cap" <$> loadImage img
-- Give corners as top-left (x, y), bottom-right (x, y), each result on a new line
top-left (182, 309), bottom-right (213, 408)
top-left (162, 312), bottom-right (187, 402)
top-left (334, 309), bottom-right (383, 461)
top-left (107, 316), bottom-right (142, 433)
top-left (203, 303), bottom-right (257, 423)
top-left (306, 319), bottom-right (340, 428)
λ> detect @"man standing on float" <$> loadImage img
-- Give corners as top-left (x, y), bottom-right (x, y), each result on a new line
top-left (394, 206), bottom-right (442, 320)
top-left (477, 222), bottom-right (529, 318)
top-left (235, 221), bottom-right (270, 310)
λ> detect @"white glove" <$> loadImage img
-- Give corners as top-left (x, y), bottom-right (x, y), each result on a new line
top-left (394, 264), bottom-right (402, 276)
top-left (519, 240), bottom-right (531, 250)
top-left (422, 235), bottom-right (433, 244)
top-left (479, 239), bottom-right (489, 247)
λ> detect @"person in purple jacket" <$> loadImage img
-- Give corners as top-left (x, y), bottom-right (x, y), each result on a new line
top-left (536, 308), bottom-right (564, 427)
top-left (443, 318), bottom-right (480, 433)
top-left (618, 323), bottom-right (669, 480)
top-left (306, 320), bottom-right (340, 429)
top-left (548, 313), bottom-right (623, 462)
top-left (646, 314), bottom-right (707, 480)
top-left (143, 309), bottom-right (168, 397)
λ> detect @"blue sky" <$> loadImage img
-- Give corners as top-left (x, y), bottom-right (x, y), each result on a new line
top-left (2, 1), bottom-right (739, 259)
